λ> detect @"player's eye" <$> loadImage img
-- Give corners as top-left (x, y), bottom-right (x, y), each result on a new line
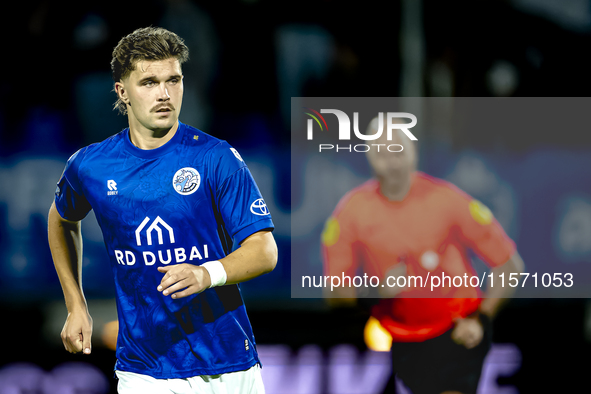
top-left (143, 80), bottom-right (155, 87)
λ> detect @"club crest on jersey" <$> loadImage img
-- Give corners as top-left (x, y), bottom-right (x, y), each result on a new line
top-left (173, 167), bottom-right (200, 195)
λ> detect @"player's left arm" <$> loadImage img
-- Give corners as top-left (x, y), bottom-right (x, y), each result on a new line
top-left (157, 230), bottom-right (277, 298)
top-left (219, 230), bottom-right (277, 285)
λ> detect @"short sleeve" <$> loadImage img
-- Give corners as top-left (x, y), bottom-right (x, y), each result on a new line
top-left (209, 142), bottom-right (274, 245)
top-left (448, 186), bottom-right (516, 267)
top-left (321, 192), bottom-right (361, 278)
top-left (54, 149), bottom-right (92, 221)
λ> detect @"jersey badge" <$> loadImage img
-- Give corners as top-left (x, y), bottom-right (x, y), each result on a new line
top-left (469, 199), bottom-right (493, 225)
top-left (420, 250), bottom-right (439, 271)
top-left (250, 198), bottom-right (269, 216)
top-left (107, 180), bottom-right (118, 196)
top-left (321, 217), bottom-right (340, 247)
top-left (173, 167), bottom-right (201, 195)
top-left (230, 148), bottom-right (244, 162)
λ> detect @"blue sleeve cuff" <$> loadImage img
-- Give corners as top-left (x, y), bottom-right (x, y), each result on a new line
top-left (232, 219), bottom-right (275, 245)
top-left (54, 197), bottom-right (68, 220)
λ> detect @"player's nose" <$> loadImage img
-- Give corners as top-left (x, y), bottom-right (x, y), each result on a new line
top-left (157, 83), bottom-right (171, 101)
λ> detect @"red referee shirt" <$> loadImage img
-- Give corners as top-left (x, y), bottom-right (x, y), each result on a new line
top-left (322, 171), bottom-right (516, 341)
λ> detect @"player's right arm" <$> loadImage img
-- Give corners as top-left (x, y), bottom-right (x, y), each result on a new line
top-left (48, 148), bottom-right (94, 355)
top-left (48, 202), bottom-right (93, 355)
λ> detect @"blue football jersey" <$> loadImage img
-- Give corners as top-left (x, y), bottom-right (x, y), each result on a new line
top-left (54, 122), bottom-right (274, 378)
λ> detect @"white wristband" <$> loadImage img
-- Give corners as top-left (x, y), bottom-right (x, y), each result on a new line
top-left (202, 261), bottom-right (227, 288)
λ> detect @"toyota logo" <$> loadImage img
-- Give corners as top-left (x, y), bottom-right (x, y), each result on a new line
top-left (250, 199), bottom-right (269, 216)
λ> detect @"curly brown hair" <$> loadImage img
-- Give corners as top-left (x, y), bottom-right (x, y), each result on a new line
top-left (111, 26), bottom-right (189, 115)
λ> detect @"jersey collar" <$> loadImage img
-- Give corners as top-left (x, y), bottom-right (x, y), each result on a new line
top-left (123, 121), bottom-right (184, 159)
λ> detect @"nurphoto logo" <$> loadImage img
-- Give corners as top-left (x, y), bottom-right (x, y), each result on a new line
top-left (304, 108), bottom-right (417, 153)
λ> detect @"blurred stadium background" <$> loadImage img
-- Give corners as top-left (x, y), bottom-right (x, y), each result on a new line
top-left (1, 0), bottom-right (591, 393)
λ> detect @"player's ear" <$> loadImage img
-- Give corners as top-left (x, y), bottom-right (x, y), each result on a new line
top-left (115, 81), bottom-right (129, 104)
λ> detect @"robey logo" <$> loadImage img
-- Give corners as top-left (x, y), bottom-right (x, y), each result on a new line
top-left (107, 180), bottom-right (118, 196)
top-left (114, 216), bottom-right (210, 266)
top-left (304, 108), bottom-right (417, 153)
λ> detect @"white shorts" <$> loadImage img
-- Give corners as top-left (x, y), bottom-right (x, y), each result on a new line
top-left (116, 364), bottom-right (265, 394)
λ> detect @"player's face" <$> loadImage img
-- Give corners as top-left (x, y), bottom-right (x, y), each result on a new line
top-left (366, 128), bottom-right (417, 187)
top-left (118, 58), bottom-right (184, 134)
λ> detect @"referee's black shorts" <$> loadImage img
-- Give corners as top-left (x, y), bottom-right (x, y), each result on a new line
top-left (385, 315), bottom-right (492, 394)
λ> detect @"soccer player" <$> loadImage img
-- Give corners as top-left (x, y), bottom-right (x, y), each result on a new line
top-left (321, 117), bottom-right (524, 394)
top-left (47, 27), bottom-right (277, 393)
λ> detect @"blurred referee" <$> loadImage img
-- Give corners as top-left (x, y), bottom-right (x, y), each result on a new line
top-left (322, 117), bottom-right (524, 394)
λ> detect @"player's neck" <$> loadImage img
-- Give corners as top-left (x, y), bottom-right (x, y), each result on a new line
top-left (128, 120), bottom-right (179, 150)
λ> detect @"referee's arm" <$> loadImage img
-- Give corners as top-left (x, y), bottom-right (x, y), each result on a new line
top-left (48, 202), bottom-right (93, 355)
top-left (479, 251), bottom-right (525, 319)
